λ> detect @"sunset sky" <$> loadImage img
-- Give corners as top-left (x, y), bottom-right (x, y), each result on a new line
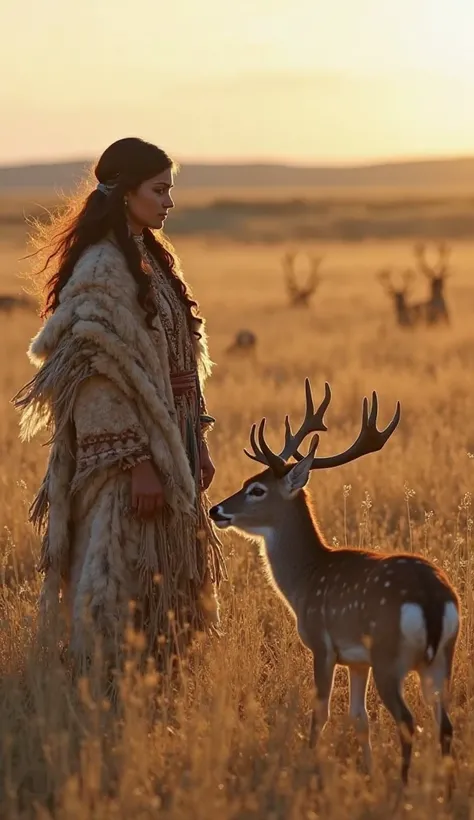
top-left (2, 0), bottom-right (474, 165)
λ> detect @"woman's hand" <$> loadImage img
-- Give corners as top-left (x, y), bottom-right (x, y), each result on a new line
top-left (200, 439), bottom-right (216, 491)
top-left (131, 459), bottom-right (165, 518)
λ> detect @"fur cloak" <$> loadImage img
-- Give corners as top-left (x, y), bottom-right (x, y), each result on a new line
top-left (14, 238), bottom-right (223, 663)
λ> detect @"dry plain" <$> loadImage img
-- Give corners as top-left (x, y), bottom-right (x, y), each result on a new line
top-left (0, 187), bottom-right (473, 818)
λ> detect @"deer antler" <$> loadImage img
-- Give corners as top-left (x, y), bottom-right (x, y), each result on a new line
top-left (296, 392), bottom-right (401, 470)
top-left (308, 255), bottom-right (323, 287)
top-left (244, 380), bottom-right (331, 470)
top-left (377, 269), bottom-right (395, 294)
top-left (414, 241), bottom-right (452, 280)
top-left (310, 255), bottom-right (323, 272)
top-left (283, 252), bottom-right (321, 305)
top-left (436, 241), bottom-right (451, 278)
top-left (244, 383), bottom-right (400, 474)
top-left (414, 242), bottom-right (436, 279)
top-left (282, 252), bottom-right (299, 295)
top-left (401, 269), bottom-right (416, 291)
top-left (282, 252), bottom-right (296, 277)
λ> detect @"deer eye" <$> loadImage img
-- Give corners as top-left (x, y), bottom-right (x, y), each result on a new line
top-left (247, 485), bottom-right (267, 498)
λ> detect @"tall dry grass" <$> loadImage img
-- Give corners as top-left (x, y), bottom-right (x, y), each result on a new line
top-left (0, 232), bottom-right (473, 818)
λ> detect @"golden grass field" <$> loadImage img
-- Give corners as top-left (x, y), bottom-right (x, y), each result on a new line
top-left (1, 191), bottom-right (474, 818)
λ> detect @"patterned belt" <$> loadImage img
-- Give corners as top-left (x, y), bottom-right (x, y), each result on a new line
top-left (170, 369), bottom-right (197, 397)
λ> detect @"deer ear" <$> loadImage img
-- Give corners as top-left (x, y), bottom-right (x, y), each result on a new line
top-left (282, 435), bottom-right (319, 495)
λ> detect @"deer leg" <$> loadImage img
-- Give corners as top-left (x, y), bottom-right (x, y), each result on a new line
top-left (421, 670), bottom-right (454, 759)
top-left (419, 642), bottom-right (456, 799)
top-left (349, 667), bottom-right (372, 774)
top-left (372, 664), bottom-right (414, 786)
top-left (309, 645), bottom-right (336, 748)
top-left (420, 640), bottom-right (456, 756)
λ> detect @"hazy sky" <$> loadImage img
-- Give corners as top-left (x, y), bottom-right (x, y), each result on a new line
top-left (2, 0), bottom-right (474, 164)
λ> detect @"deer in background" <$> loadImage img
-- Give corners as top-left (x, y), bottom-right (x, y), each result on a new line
top-left (226, 329), bottom-right (257, 357)
top-left (377, 268), bottom-right (425, 328)
top-left (210, 381), bottom-right (459, 786)
top-left (414, 241), bottom-right (451, 325)
top-left (283, 251), bottom-right (323, 308)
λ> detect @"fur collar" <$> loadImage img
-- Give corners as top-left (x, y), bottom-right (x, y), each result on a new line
top-left (29, 237), bottom-right (213, 385)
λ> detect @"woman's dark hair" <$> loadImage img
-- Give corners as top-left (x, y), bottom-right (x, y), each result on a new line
top-left (32, 137), bottom-right (201, 333)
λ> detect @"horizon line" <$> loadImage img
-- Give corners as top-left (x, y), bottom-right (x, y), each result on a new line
top-left (1, 151), bottom-right (474, 172)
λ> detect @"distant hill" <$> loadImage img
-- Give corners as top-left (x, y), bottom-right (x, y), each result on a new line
top-left (1, 157), bottom-right (474, 191)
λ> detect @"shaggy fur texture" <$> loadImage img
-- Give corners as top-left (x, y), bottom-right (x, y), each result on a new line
top-left (14, 238), bottom-right (223, 666)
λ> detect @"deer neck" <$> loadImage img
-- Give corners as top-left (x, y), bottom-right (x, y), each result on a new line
top-left (257, 490), bottom-right (329, 611)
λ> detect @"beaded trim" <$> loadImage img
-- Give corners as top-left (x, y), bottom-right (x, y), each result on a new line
top-left (77, 429), bottom-right (149, 470)
top-left (79, 429), bottom-right (145, 447)
top-left (120, 452), bottom-right (151, 471)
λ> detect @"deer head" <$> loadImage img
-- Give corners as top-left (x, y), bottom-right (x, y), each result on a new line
top-left (283, 252), bottom-right (322, 307)
top-left (377, 268), bottom-right (416, 320)
top-left (210, 380), bottom-right (400, 535)
top-left (226, 329), bottom-right (257, 355)
top-left (414, 241), bottom-right (451, 293)
top-left (377, 267), bottom-right (414, 297)
top-left (234, 329), bottom-right (257, 348)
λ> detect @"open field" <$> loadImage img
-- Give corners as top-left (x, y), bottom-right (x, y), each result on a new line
top-left (0, 198), bottom-right (474, 817)
top-left (3, 184), bottom-right (474, 244)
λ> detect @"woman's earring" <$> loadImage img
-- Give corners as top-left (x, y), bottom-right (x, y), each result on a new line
top-left (124, 197), bottom-right (128, 208)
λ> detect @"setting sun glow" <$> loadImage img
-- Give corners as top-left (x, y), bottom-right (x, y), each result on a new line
top-left (2, 0), bottom-right (474, 164)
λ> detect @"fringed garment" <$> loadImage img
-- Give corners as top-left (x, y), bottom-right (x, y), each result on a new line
top-left (13, 236), bottom-right (226, 673)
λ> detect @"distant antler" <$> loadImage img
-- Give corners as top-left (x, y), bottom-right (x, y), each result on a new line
top-left (378, 268), bottom-right (414, 295)
top-left (401, 269), bottom-right (416, 291)
top-left (413, 242), bottom-right (432, 278)
top-left (282, 252), bottom-right (299, 300)
top-left (377, 268), bottom-right (395, 294)
top-left (436, 241), bottom-right (451, 278)
top-left (283, 252), bottom-right (321, 306)
top-left (282, 251), bottom-right (297, 284)
top-left (414, 241), bottom-right (452, 280)
top-left (282, 252), bottom-right (296, 271)
top-left (244, 380), bottom-right (331, 471)
top-left (309, 255), bottom-right (324, 284)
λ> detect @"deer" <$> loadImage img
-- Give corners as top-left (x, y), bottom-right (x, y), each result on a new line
top-left (283, 252), bottom-right (322, 308)
top-left (413, 242), bottom-right (451, 325)
top-left (226, 329), bottom-right (257, 357)
top-left (210, 381), bottom-right (460, 786)
top-left (377, 268), bottom-right (426, 328)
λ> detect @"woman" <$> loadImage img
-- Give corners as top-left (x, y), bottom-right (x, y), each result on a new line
top-left (14, 137), bottom-right (226, 677)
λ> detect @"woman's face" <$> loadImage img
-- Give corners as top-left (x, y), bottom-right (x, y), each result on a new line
top-left (126, 168), bottom-right (174, 233)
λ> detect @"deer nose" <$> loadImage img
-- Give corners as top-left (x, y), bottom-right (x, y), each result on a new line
top-left (209, 504), bottom-right (233, 523)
